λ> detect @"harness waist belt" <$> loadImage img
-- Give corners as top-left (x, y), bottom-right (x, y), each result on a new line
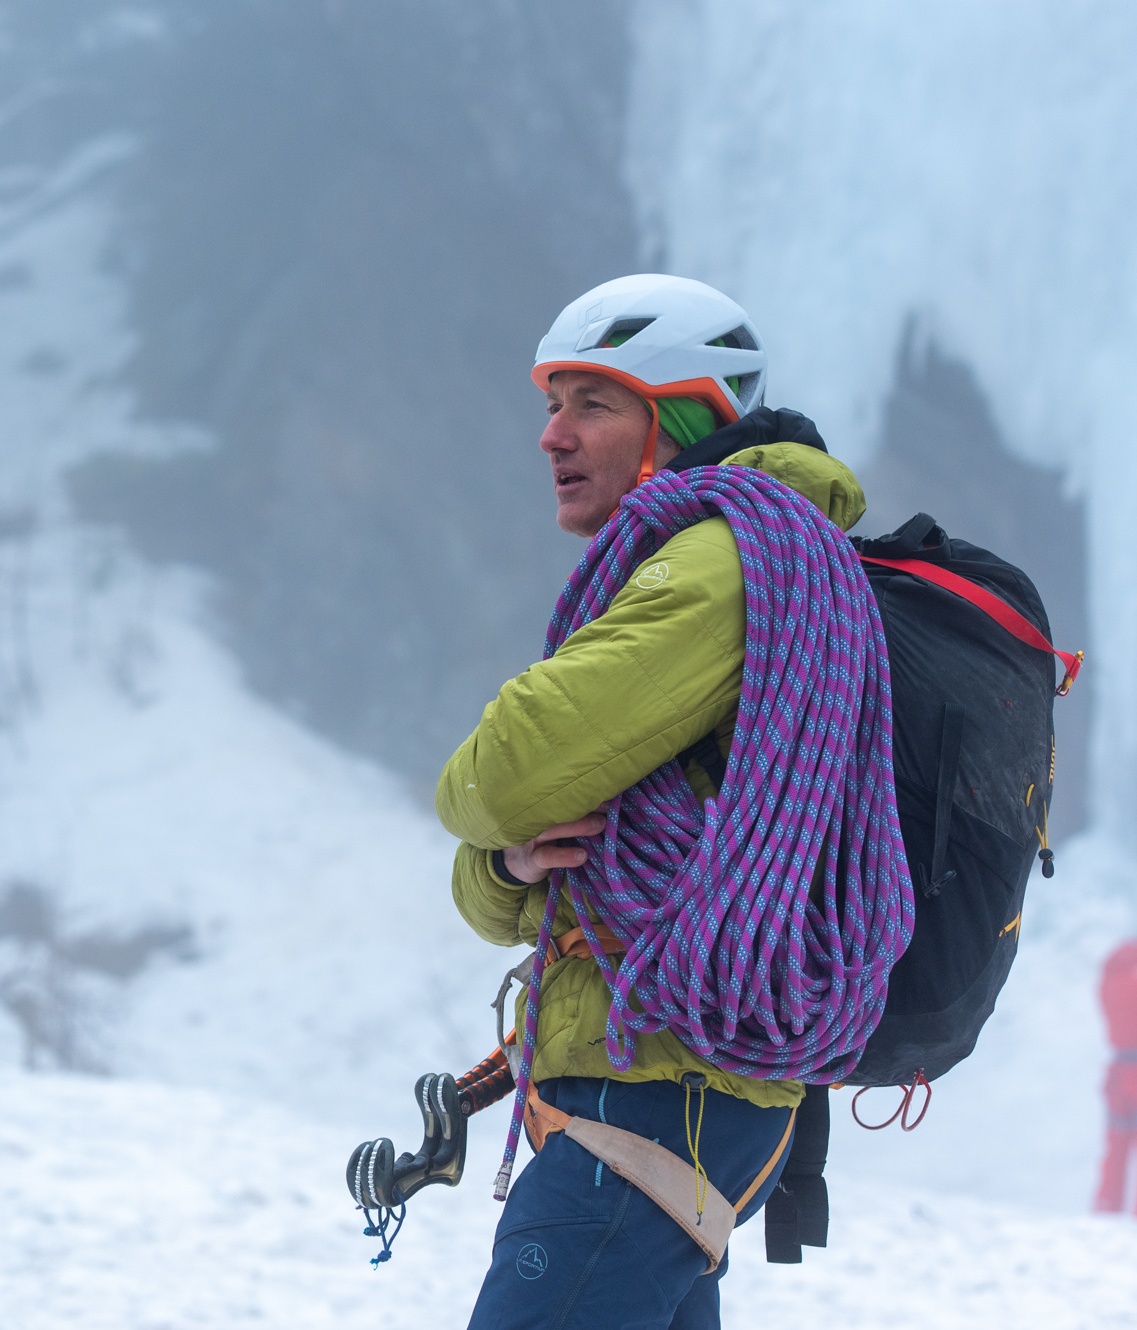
top-left (546, 923), bottom-right (624, 963)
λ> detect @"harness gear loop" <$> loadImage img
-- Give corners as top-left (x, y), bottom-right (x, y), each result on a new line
top-left (491, 924), bottom-right (627, 1198)
top-left (492, 925), bottom-right (626, 1083)
top-left (492, 953), bottom-right (534, 1080)
top-left (479, 926), bottom-right (628, 1125)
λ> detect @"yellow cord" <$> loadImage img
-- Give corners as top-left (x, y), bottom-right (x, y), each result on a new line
top-left (1034, 799), bottom-right (1049, 851)
top-left (684, 1078), bottom-right (709, 1219)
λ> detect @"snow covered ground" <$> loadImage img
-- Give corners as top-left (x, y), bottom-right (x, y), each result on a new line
top-left (4, 1067), bottom-right (1137, 1330)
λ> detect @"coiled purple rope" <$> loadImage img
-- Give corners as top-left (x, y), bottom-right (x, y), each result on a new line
top-left (493, 465), bottom-right (913, 1199)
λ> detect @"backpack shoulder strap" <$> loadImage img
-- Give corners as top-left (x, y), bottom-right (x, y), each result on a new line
top-left (859, 555), bottom-right (1084, 695)
top-left (677, 730), bottom-right (728, 793)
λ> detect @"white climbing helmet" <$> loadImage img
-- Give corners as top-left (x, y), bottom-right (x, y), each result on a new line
top-left (532, 273), bottom-right (767, 421)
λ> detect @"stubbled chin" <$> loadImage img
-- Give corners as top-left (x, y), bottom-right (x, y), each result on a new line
top-left (555, 494), bottom-right (600, 537)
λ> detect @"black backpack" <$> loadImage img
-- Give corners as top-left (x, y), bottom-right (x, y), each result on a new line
top-left (682, 511), bottom-right (1081, 1262)
top-left (847, 511), bottom-right (1075, 1087)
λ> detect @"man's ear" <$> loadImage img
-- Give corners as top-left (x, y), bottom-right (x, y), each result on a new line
top-left (655, 429), bottom-right (683, 468)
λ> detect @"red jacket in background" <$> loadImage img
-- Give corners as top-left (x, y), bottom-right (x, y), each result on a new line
top-left (1101, 940), bottom-right (1137, 1051)
top-left (1095, 939), bottom-right (1137, 1213)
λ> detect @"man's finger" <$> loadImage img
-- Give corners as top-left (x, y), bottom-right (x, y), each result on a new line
top-left (534, 813), bottom-right (607, 844)
top-left (532, 843), bottom-right (590, 872)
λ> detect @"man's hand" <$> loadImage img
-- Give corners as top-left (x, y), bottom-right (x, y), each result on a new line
top-left (501, 809), bottom-right (608, 885)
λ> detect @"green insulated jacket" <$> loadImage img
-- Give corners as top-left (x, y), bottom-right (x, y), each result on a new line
top-left (436, 442), bottom-right (866, 1108)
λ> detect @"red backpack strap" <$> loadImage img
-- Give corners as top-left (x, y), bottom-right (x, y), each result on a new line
top-left (859, 555), bottom-right (1084, 696)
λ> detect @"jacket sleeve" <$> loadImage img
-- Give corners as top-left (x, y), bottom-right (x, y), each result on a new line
top-left (450, 841), bottom-right (533, 946)
top-left (450, 841), bottom-right (586, 948)
top-left (435, 518), bottom-right (745, 848)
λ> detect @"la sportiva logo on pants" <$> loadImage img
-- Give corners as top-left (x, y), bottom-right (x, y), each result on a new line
top-left (515, 1242), bottom-right (548, 1280)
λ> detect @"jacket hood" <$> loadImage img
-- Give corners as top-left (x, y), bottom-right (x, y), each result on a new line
top-left (668, 405), bottom-right (827, 467)
top-left (665, 405), bottom-right (865, 532)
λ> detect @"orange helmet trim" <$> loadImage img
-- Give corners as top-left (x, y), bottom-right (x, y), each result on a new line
top-left (531, 361), bottom-right (741, 426)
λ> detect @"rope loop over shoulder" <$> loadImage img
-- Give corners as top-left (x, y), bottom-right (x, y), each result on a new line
top-left (495, 465), bottom-right (914, 1194)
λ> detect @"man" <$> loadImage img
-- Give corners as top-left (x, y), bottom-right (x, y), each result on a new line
top-left (436, 274), bottom-right (877, 1328)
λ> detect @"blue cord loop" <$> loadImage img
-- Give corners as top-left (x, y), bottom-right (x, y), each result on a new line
top-left (357, 1200), bottom-right (405, 1266)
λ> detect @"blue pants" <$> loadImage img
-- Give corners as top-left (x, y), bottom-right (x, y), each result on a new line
top-left (467, 1077), bottom-right (794, 1330)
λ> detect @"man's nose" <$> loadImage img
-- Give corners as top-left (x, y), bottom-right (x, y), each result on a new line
top-left (540, 408), bottom-right (577, 454)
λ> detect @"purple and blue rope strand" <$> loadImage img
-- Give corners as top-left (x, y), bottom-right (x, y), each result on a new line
top-left (494, 466), bottom-right (913, 1196)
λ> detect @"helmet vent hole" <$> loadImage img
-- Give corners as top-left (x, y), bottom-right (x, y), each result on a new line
top-left (575, 316), bottom-right (657, 353)
top-left (711, 326), bottom-right (758, 352)
top-left (600, 317), bottom-right (657, 346)
top-left (734, 371), bottom-right (762, 409)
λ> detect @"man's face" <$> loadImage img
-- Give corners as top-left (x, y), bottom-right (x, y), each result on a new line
top-left (540, 371), bottom-right (679, 537)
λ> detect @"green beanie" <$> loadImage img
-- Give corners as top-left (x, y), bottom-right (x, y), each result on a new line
top-left (605, 330), bottom-right (737, 448)
top-left (656, 397), bottom-right (719, 449)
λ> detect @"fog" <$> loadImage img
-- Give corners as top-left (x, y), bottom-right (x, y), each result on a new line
top-left (2, 4), bottom-right (1097, 823)
top-left (1, 5), bottom-right (1134, 1326)
top-left (40, 0), bottom-right (635, 790)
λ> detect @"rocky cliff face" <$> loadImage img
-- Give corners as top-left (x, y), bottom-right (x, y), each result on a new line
top-left (859, 330), bottom-right (1088, 838)
top-left (55, 1), bottom-right (636, 790)
top-left (6, 4), bottom-right (1088, 832)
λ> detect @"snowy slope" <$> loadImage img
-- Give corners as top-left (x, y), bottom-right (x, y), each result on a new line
top-left (0, 157), bottom-right (522, 1126)
top-left (0, 541), bottom-right (518, 1122)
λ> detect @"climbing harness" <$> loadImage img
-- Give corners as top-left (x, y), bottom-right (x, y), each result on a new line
top-left (345, 924), bottom-right (800, 1271)
top-left (346, 484), bottom-right (1082, 1264)
top-left (518, 1071), bottom-right (797, 1272)
top-left (494, 464), bottom-right (913, 1197)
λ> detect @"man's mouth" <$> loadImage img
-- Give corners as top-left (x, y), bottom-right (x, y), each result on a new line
top-left (554, 472), bottom-right (587, 492)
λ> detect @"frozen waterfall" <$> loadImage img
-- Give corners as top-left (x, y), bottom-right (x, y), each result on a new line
top-left (628, 0), bottom-right (1137, 851)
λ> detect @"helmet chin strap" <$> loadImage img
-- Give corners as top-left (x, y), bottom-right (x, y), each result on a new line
top-left (635, 400), bottom-right (661, 489)
top-left (606, 401), bottom-right (663, 525)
